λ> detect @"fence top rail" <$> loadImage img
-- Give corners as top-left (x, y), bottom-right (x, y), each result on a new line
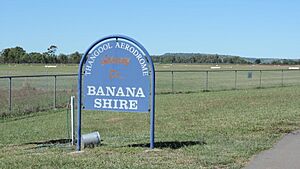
top-left (0, 69), bottom-right (299, 78)
top-left (0, 73), bottom-right (78, 79)
top-left (156, 69), bottom-right (300, 72)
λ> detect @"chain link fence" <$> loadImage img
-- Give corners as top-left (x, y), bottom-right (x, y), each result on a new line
top-left (0, 74), bottom-right (77, 117)
top-left (1, 69), bottom-right (299, 116)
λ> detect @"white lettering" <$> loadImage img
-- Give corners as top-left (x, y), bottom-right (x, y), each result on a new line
top-left (119, 99), bottom-right (128, 109)
top-left (126, 87), bottom-right (136, 97)
top-left (143, 71), bottom-right (149, 76)
top-left (87, 42), bottom-right (150, 77)
top-left (136, 88), bottom-right (145, 97)
top-left (129, 100), bottom-right (138, 110)
top-left (133, 50), bottom-right (139, 56)
top-left (90, 55), bottom-right (96, 60)
top-left (93, 50), bottom-right (99, 56)
top-left (106, 86), bottom-right (115, 96)
top-left (87, 86), bottom-right (96, 95)
top-left (139, 58), bottom-right (145, 64)
top-left (141, 63), bottom-right (147, 71)
top-left (136, 54), bottom-right (143, 60)
top-left (93, 98), bottom-right (139, 110)
top-left (129, 47), bottom-right (135, 53)
top-left (115, 42), bottom-right (120, 48)
top-left (85, 65), bottom-right (92, 72)
top-left (102, 99), bottom-right (112, 109)
top-left (113, 99), bottom-right (119, 109)
top-left (120, 42), bottom-right (125, 49)
top-left (96, 87), bottom-right (105, 96)
top-left (103, 43), bottom-right (109, 50)
top-left (116, 87), bottom-right (125, 97)
top-left (113, 42), bottom-right (149, 76)
top-left (87, 86), bottom-right (146, 98)
top-left (125, 44), bottom-right (130, 51)
top-left (94, 98), bottom-right (102, 108)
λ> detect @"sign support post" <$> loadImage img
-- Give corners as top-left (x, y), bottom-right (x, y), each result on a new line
top-left (150, 68), bottom-right (155, 149)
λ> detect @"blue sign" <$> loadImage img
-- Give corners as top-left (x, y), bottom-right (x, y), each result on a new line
top-left (83, 40), bottom-right (150, 112)
top-left (77, 35), bottom-right (155, 151)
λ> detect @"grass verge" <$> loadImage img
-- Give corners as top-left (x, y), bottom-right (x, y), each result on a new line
top-left (1, 86), bottom-right (300, 168)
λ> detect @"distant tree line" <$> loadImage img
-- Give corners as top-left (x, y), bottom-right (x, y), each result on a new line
top-left (271, 59), bottom-right (300, 65)
top-left (1, 46), bottom-right (299, 65)
top-left (152, 53), bottom-right (251, 64)
top-left (0, 46), bottom-right (81, 64)
top-left (247, 58), bottom-right (300, 65)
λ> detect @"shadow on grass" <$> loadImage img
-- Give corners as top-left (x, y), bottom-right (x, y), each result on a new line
top-left (24, 138), bottom-right (72, 145)
top-left (23, 139), bottom-right (206, 149)
top-left (22, 138), bottom-right (73, 150)
top-left (127, 140), bottom-right (206, 149)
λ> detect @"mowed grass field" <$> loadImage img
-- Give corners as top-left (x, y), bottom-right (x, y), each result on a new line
top-left (0, 64), bottom-right (300, 117)
top-left (0, 63), bottom-right (299, 76)
top-left (1, 86), bottom-right (300, 168)
top-left (0, 64), bottom-right (300, 168)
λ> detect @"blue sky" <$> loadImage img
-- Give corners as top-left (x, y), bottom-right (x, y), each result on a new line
top-left (0, 0), bottom-right (299, 59)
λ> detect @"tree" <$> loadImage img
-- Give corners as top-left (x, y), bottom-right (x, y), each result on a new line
top-left (69, 51), bottom-right (81, 63)
top-left (0, 50), bottom-right (4, 63)
top-left (1, 48), bottom-right (10, 63)
top-left (45, 45), bottom-right (58, 63)
top-left (28, 52), bottom-right (43, 63)
top-left (58, 54), bottom-right (68, 64)
top-left (1, 47), bottom-right (26, 63)
top-left (20, 54), bottom-right (31, 63)
top-left (255, 59), bottom-right (261, 64)
top-left (47, 45), bottom-right (57, 56)
top-left (12, 47), bottom-right (26, 63)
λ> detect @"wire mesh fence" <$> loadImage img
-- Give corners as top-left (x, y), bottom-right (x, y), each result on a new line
top-left (0, 74), bottom-right (77, 117)
top-left (0, 69), bottom-right (299, 116)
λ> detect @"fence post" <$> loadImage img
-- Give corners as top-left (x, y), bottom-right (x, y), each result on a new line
top-left (9, 77), bottom-right (12, 112)
top-left (259, 70), bottom-right (262, 88)
top-left (54, 75), bottom-right (57, 109)
top-left (71, 96), bottom-right (75, 145)
top-left (171, 71), bottom-right (174, 93)
top-left (281, 70), bottom-right (284, 87)
top-left (205, 71), bottom-right (209, 91)
top-left (234, 70), bottom-right (237, 89)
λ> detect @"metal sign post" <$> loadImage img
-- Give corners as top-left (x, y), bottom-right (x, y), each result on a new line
top-left (77, 35), bottom-right (155, 151)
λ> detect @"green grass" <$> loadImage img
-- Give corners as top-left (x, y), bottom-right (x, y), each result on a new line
top-left (0, 63), bottom-right (299, 76)
top-left (0, 64), bottom-right (300, 116)
top-left (1, 86), bottom-right (300, 168)
top-left (0, 64), bottom-right (77, 75)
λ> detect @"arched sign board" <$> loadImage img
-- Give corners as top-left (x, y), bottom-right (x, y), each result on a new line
top-left (77, 35), bottom-right (155, 151)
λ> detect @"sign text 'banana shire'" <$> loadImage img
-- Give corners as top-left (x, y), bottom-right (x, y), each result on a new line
top-left (83, 40), bottom-right (151, 112)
